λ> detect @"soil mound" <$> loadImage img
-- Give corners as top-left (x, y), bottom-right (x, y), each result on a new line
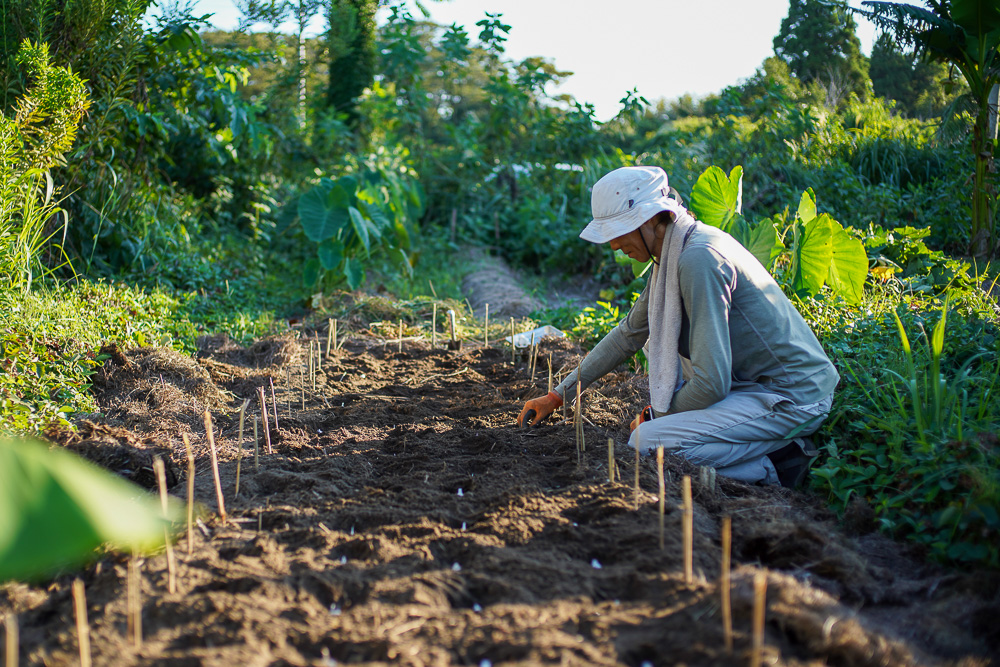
top-left (3, 329), bottom-right (997, 666)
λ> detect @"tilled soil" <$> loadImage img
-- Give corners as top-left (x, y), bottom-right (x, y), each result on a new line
top-left (3, 330), bottom-right (999, 666)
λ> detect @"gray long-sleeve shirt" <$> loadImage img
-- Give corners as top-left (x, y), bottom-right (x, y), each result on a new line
top-left (555, 224), bottom-right (839, 414)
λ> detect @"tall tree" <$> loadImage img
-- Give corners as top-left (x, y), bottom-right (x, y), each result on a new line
top-left (870, 32), bottom-right (953, 117)
top-left (326, 0), bottom-right (377, 129)
top-left (773, 0), bottom-right (871, 105)
top-left (857, 0), bottom-right (1000, 256)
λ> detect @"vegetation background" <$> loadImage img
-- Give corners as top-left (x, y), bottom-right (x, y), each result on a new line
top-left (1, 0), bottom-right (999, 568)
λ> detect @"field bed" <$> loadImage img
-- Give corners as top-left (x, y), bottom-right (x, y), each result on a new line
top-left (3, 330), bottom-right (997, 666)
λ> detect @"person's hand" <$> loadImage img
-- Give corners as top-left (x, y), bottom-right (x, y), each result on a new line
top-left (629, 405), bottom-right (654, 432)
top-left (518, 391), bottom-right (563, 427)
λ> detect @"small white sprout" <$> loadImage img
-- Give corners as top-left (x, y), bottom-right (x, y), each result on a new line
top-left (452, 562), bottom-right (462, 571)
top-left (457, 488), bottom-right (464, 497)
top-left (473, 603), bottom-right (482, 612)
top-left (591, 559), bottom-right (602, 569)
top-left (340, 555), bottom-right (347, 564)
top-left (461, 522), bottom-right (467, 531)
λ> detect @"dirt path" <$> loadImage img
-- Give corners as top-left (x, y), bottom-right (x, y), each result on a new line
top-left (3, 329), bottom-right (997, 666)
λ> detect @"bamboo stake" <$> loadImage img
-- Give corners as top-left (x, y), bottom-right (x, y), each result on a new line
top-left (253, 416), bottom-right (259, 471)
top-left (484, 303), bottom-right (489, 347)
top-left (203, 410), bottom-right (226, 523)
top-left (269, 378), bottom-right (279, 431)
top-left (751, 571), bottom-right (767, 667)
top-left (634, 425), bottom-right (641, 510)
top-left (257, 386), bottom-right (273, 455)
top-left (310, 341), bottom-right (316, 391)
top-left (432, 304), bottom-right (437, 348)
top-left (72, 579), bottom-right (90, 667)
top-left (607, 437), bottom-right (614, 484)
top-left (657, 447), bottom-right (665, 550)
top-left (721, 516), bottom-right (733, 654)
top-left (509, 317), bottom-right (515, 363)
top-left (315, 332), bottom-right (322, 371)
top-left (326, 318), bottom-right (334, 358)
top-left (574, 380), bottom-right (582, 466)
top-left (448, 309), bottom-right (456, 344)
top-left (529, 332), bottom-right (536, 379)
top-left (547, 353), bottom-right (553, 394)
top-left (398, 319), bottom-right (403, 354)
top-left (682, 475), bottom-right (693, 584)
top-left (577, 380), bottom-right (586, 452)
top-left (236, 399), bottom-right (248, 498)
top-left (152, 458), bottom-right (176, 594)
top-left (127, 558), bottom-right (141, 648)
top-left (182, 434), bottom-right (194, 556)
top-left (5, 614), bottom-right (18, 667)
top-left (333, 319), bottom-right (338, 352)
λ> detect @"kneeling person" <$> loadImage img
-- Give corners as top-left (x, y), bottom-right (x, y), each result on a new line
top-left (518, 166), bottom-right (839, 488)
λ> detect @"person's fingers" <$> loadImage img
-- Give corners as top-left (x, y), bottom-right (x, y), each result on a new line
top-left (517, 403), bottom-right (532, 427)
top-left (523, 408), bottom-right (537, 427)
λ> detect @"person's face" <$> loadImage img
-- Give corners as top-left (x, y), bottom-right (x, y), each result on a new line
top-left (608, 221), bottom-right (653, 261)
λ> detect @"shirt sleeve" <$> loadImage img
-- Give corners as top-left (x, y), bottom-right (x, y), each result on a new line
top-left (668, 245), bottom-right (736, 413)
top-left (554, 285), bottom-right (651, 399)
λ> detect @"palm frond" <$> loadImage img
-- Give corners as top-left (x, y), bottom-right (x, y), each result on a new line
top-left (856, 1), bottom-right (955, 46)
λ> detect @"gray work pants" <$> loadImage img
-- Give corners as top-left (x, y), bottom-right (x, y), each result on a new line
top-left (627, 391), bottom-right (833, 485)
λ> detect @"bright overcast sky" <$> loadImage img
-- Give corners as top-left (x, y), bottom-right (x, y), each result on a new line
top-left (163, 0), bottom-right (879, 121)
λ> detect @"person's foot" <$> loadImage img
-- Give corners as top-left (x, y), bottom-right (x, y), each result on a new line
top-left (767, 438), bottom-right (818, 489)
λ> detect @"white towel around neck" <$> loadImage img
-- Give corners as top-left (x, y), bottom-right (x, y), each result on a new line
top-left (645, 210), bottom-right (698, 414)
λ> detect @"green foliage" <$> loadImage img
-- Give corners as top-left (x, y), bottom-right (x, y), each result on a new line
top-left (0, 40), bottom-right (90, 292)
top-left (0, 436), bottom-right (178, 581)
top-left (297, 153), bottom-right (424, 290)
top-left (870, 33), bottom-right (956, 118)
top-left (326, 0), bottom-right (377, 129)
top-left (773, 0), bottom-right (870, 105)
top-left (808, 286), bottom-right (1000, 566)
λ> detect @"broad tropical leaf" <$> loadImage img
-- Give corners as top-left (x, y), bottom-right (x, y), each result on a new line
top-left (827, 223), bottom-right (868, 304)
top-left (343, 257), bottom-right (365, 289)
top-left (690, 165), bottom-right (743, 232)
top-left (733, 217), bottom-right (784, 270)
top-left (0, 438), bottom-right (179, 582)
top-left (348, 206), bottom-right (371, 253)
top-left (797, 188), bottom-right (817, 224)
top-left (318, 239), bottom-right (344, 271)
top-left (792, 214), bottom-right (834, 296)
top-left (298, 181), bottom-right (351, 242)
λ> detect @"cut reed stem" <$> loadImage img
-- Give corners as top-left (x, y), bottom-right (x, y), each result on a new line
top-left (398, 319), bottom-right (403, 354)
top-left (257, 386), bottom-right (273, 455)
top-left (5, 613), bottom-right (18, 667)
top-left (657, 447), bottom-right (665, 550)
top-left (332, 319), bottom-right (338, 352)
top-left (547, 353), bottom-right (552, 394)
top-left (203, 410), bottom-right (226, 523)
top-left (432, 304), bottom-right (437, 348)
top-left (72, 579), bottom-right (90, 667)
top-left (721, 516), bottom-right (733, 654)
top-left (607, 437), bottom-right (614, 484)
top-left (236, 399), bottom-right (248, 498)
top-left (152, 458), bottom-right (176, 594)
top-left (127, 557), bottom-right (142, 648)
top-left (682, 475), bottom-right (693, 584)
top-left (751, 570), bottom-right (767, 667)
top-left (448, 309), bottom-right (457, 343)
top-left (574, 380), bottom-right (582, 467)
top-left (253, 416), bottom-right (259, 471)
top-left (634, 426), bottom-right (641, 510)
top-left (484, 303), bottom-right (489, 347)
top-left (509, 317), bottom-right (515, 364)
top-left (300, 367), bottom-right (305, 411)
top-left (182, 434), bottom-right (194, 556)
top-left (269, 378), bottom-right (279, 431)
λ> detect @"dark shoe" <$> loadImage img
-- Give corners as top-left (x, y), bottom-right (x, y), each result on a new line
top-left (767, 438), bottom-right (818, 489)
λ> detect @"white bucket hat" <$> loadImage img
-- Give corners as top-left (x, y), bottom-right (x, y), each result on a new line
top-left (580, 166), bottom-right (682, 244)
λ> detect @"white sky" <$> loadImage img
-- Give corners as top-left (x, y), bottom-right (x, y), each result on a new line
top-left (157, 0), bottom-right (879, 121)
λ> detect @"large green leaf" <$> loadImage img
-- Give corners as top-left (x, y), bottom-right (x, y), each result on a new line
top-left (797, 188), bottom-right (817, 223)
top-left (733, 217), bottom-right (784, 270)
top-left (0, 438), bottom-right (179, 582)
top-left (952, 0), bottom-right (1000, 35)
top-left (827, 222), bottom-right (868, 304)
top-left (792, 214), bottom-right (834, 296)
top-left (317, 238), bottom-right (344, 271)
top-left (298, 182), bottom-right (351, 242)
top-left (689, 165), bottom-right (743, 232)
top-left (343, 257), bottom-right (365, 289)
top-left (348, 206), bottom-right (371, 253)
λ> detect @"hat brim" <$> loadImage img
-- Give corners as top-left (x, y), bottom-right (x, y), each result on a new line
top-left (579, 201), bottom-right (672, 244)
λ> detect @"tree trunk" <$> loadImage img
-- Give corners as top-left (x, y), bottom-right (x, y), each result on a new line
top-left (297, 4), bottom-right (307, 130)
top-left (970, 85), bottom-right (998, 258)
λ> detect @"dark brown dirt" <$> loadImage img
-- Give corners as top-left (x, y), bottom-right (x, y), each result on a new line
top-left (3, 329), bottom-right (998, 666)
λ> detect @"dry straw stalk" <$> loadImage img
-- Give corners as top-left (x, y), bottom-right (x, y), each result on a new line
top-left (236, 399), bottom-right (249, 498)
top-left (182, 434), bottom-right (194, 556)
top-left (432, 304), bottom-right (437, 348)
top-left (657, 447), bottom-right (665, 550)
top-left (5, 613), bottom-right (18, 667)
top-left (127, 557), bottom-right (142, 648)
top-left (72, 579), bottom-right (90, 667)
top-left (721, 516), bottom-right (733, 653)
top-left (269, 378), bottom-right (280, 431)
top-left (752, 570), bottom-right (767, 667)
top-left (484, 303), bottom-right (489, 347)
top-left (153, 458), bottom-right (177, 594)
top-left (607, 437), bottom-right (614, 484)
top-left (509, 317), bottom-right (515, 363)
top-left (682, 475), bottom-right (693, 584)
top-left (203, 410), bottom-right (226, 522)
top-left (257, 386), bottom-right (273, 455)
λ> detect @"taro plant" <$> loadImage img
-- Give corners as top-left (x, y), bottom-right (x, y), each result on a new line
top-left (687, 164), bottom-right (868, 303)
top-left (1, 437), bottom-right (180, 582)
top-left (297, 157), bottom-right (424, 289)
